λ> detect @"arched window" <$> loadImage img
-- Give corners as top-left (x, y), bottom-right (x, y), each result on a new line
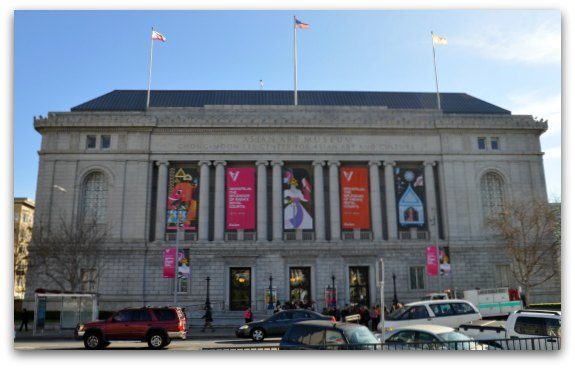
top-left (81, 171), bottom-right (108, 222)
top-left (481, 172), bottom-right (505, 219)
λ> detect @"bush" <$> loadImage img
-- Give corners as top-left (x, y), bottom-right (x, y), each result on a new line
top-left (527, 303), bottom-right (561, 311)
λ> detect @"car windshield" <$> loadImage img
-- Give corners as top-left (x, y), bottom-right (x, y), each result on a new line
top-left (388, 306), bottom-right (409, 320)
top-left (437, 331), bottom-right (473, 342)
top-left (344, 326), bottom-right (379, 344)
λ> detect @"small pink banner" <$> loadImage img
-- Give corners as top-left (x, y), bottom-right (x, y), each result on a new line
top-left (426, 246), bottom-right (438, 276)
top-left (226, 167), bottom-right (256, 230)
top-left (163, 247), bottom-right (176, 278)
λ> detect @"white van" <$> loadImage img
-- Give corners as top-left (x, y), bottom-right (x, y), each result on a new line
top-left (378, 300), bottom-right (481, 333)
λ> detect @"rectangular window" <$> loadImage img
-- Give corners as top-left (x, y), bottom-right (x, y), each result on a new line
top-left (290, 267), bottom-right (312, 305)
top-left (477, 137), bottom-right (486, 150)
top-left (101, 135), bottom-right (111, 149)
top-left (229, 268), bottom-right (251, 311)
top-left (177, 249), bottom-right (190, 293)
top-left (86, 135), bottom-right (97, 149)
top-left (494, 264), bottom-right (511, 287)
top-left (491, 137), bottom-right (499, 150)
top-left (409, 266), bottom-right (425, 290)
top-left (349, 266), bottom-right (370, 306)
top-left (81, 268), bottom-right (97, 293)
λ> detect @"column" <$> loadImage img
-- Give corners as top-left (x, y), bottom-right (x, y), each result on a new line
top-left (424, 161), bottom-right (439, 241)
top-left (271, 160), bottom-right (284, 241)
top-left (256, 160), bottom-right (269, 242)
top-left (313, 160), bottom-right (326, 241)
top-left (384, 161), bottom-right (398, 240)
top-left (198, 160), bottom-right (212, 241)
top-left (213, 160), bottom-right (227, 241)
top-left (328, 160), bottom-right (341, 241)
top-left (369, 160), bottom-right (383, 241)
top-left (155, 161), bottom-right (169, 241)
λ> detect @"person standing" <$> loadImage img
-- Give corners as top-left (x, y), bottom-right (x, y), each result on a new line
top-left (19, 308), bottom-right (29, 332)
top-left (244, 307), bottom-right (253, 323)
top-left (201, 307), bottom-right (215, 332)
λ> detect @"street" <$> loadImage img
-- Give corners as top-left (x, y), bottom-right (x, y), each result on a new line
top-left (14, 337), bottom-right (281, 351)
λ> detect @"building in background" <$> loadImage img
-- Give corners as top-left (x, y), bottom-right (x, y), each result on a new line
top-left (14, 197), bottom-right (35, 311)
top-left (24, 90), bottom-right (558, 319)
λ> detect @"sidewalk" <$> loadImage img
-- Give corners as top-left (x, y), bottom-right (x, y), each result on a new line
top-left (14, 326), bottom-right (239, 341)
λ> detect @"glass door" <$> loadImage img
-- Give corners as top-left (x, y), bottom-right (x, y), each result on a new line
top-left (349, 266), bottom-right (370, 306)
top-left (289, 267), bottom-right (311, 306)
top-left (230, 268), bottom-right (251, 311)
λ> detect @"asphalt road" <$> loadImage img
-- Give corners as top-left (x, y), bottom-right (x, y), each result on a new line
top-left (14, 337), bottom-right (281, 351)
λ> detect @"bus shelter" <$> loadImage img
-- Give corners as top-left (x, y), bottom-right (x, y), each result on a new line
top-left (33, 291), bottom-right (98, 336)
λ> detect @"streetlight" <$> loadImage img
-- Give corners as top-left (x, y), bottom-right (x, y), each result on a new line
top-left (205, 276), bottom-right (211, 310)
top-left (173, 208), bottom-right (183, 306)
top-left (268, 275), bottom-right (274, 310)
top-left (392, 274), bottom-right (398, 306)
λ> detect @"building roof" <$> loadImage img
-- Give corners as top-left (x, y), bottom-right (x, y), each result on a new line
top-left (71, 90), bottom-right (511, 115)
top-left (14, 197), bottom-right (35, 208)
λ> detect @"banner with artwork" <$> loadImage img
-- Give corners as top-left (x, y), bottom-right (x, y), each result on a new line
top-left (394, 166), bottom-right (426, 229)
top-left (163, 247), bottom-right (176, 278)
top-left (177, 249), bottom-right (190, 279)
top-left (283, 167), bottom-right (314, 230)
top-left (439, 246), bottom-right (451, 276)
top-left (340, 167), bottom-right (371, 230)
top-left (226, 167), bottom-right (256, 230)
top-left (166, 167), bottom-right (199, 231)
top-left (426, 246), bottom-right (438, 276)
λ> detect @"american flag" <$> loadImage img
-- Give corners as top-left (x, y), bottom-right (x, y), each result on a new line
top-left (295, 18), bottom-right (310, 29)
top-left (152, 30), bottom-right (167, 42)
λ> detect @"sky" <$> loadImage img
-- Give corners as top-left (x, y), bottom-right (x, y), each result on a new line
top-left (13, 10), bottom-right (561, 200)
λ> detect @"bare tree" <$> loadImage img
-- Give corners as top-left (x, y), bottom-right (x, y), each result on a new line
top-left (29, 216), bottom-right (109, 293)
top-left (486, 197), bottom-right (560, 305)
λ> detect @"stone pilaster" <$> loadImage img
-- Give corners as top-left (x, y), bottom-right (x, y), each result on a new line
top-left (424, 161), bottom-right (438, 242)
top-left (213, 161), bottom-right (227, 241)
top-left (313, 160), bottom-right (326, 241)
top-left (271, 160), bottom-right (284, 241)
top-left (198, 160), bottom-right (212, 241)
top-left (384, 161), bottom-right (397, 240)
top-left (155, 161), bottom-right (169, 241)
top-left (256, 160), bottom-right (269, 242)
top-left (369, 160), bottom-right (383, 241)
top-left (328, 161), bottom-right (341, 241)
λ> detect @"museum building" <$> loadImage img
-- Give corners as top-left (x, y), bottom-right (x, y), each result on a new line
top-left (25, 90), bottom-right (556, 316)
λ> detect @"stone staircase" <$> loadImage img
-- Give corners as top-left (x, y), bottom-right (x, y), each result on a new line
top-left (187, 309), bottom-right (274, 328)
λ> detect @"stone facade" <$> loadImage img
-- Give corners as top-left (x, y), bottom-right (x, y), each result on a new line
top-left (24, 103), bottom-right (559, 314)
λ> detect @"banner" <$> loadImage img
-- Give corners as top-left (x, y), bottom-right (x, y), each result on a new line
top-left (340, 167), bottom-right (371, 230)
top-left (226, 167), bottom-right (256, 230)
top-left (426, 246), bottom-right (438, 276)
top-left (163, 247), bottom-right (176, 278)
top-left (177, 249), bottom-right (190, 279)
top-left (395, 166), bottom-right (426, 229)
top-left (283, 167), bottom-right (314, 230)
top-left (439, 246), bottom-right (452, 276)
top-left (325, 287), bottom-right (338, 308)
top-left (166, 167), bottom-right (199, 230)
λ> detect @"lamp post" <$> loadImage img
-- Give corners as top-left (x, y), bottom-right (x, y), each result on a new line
top-left (331, 275), bottom-right (336, 307)
top-left (392, 273), bottom-right (398, 306)
top-left (173, 208), bottom-right (183, 306)
top-left (205, 276), bottom-right (211, 310)
top-left (268, 275), bottom-right (274, 310)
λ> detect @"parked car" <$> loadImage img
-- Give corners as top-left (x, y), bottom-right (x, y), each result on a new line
top-left (76, 306), bottom-right (187, 349)
top-left (235, 309), bottom-right (334, 342)
top-left (384, 324), bottom-right (487, 350)
top-left (457, 309), bottom-right (561, 350)
top-left (378, 300), bottom-right (481, 333)
top-left (280, 320), bottom-right (379, 350)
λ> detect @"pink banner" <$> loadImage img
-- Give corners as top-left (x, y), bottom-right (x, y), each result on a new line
top-left (163, 247), bottom-right (176, 278)
top-left (426, 246), bottom-right (438, 276)
top-left (226, 167), bottom-right (256, 230)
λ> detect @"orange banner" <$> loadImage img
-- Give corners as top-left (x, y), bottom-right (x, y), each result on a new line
top-left (340, 167), bottom-right (371, 230)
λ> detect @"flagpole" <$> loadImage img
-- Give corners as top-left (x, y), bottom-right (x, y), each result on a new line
top-left (431, 31), bottom-right (441, 111)
top-left (146, 27), bottom-right (155, 110)
top-left (293, 16), bottom-right (298, 106)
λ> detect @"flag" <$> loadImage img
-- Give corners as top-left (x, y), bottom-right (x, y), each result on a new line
top-left (432, 33), bottom-right (447, 45)
top-left (152, 30), bottom-right (167, 42)
top-left (295, 18), bottom-right (310, 29)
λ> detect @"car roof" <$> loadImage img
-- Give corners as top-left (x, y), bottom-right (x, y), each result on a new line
top-left (405, 299), bottom-right (472, 307)
top-left (390, 324), bottom-right (455, 334)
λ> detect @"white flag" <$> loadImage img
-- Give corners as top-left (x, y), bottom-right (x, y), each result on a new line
top-left (432, 33), bottom-right (447, 45)
top-left (152, 30), bottom-right (167, 42)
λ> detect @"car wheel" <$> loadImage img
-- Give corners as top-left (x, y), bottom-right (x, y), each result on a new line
top-left (147, 331), bottom-right (167, 349)
top-left (83, 331), bottom-right (104, 350)
top-left (251, 328), bottom-right (265, 342)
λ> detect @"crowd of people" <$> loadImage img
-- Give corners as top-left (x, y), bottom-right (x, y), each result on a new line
top-left (322, 302), bottom-right (405, 331)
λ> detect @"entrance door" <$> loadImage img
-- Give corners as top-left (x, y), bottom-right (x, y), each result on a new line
top-left (349, 266), bottom-right (370, 306)
top-left (289, 267), bottom-right (311, 306)
top-left (230, 268), bottom-right (251, 311)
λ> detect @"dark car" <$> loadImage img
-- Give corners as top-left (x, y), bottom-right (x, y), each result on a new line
top-left (76, 307), bottom-right (187, 349)
top-left (235, 310), bottom-right (334, 342)
top-left (279, 320), bottom-right (379, 350)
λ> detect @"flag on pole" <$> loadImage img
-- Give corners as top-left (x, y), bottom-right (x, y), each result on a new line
top-left (152, 30), bottom-right (167, 42)
top-left (295, 18), bottom-right (310, 29)
top-left (432, 33), bottom-right (447, 45)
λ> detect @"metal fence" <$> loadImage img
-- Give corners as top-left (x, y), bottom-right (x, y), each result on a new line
top-left (202, 337), bottom-right (560, 351)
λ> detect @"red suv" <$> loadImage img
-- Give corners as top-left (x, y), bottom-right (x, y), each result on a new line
top-left (76, 307), bottom-right (187, 349)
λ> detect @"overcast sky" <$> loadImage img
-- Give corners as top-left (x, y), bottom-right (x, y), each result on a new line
top-left (13, 10), bottom-right (561, 200)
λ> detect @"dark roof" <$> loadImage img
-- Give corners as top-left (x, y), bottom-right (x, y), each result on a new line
top-left (71, 90), bottom-right (510, 114)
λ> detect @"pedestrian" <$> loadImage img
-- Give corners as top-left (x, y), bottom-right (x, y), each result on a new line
top-left (370, 306), bottom-right (378, 331)
top-left (201, 307), bottom-right (215, 332)
top-left (244, 306), bottom-right (253, 323)
top-left (19, 308), bottom-right (29, 332)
